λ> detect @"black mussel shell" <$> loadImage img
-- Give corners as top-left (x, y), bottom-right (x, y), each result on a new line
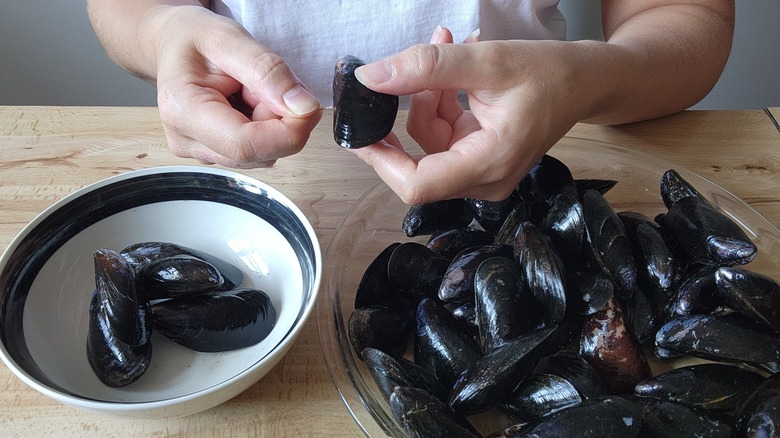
top-left (542, 192), bottom-right (587, 271)
top-left (136, 255), bottom-right (225, 300)
top-left (402, 199), bottom-right (474, 237)
top-left (503, 373), bottom-right (582, 422)
top-left (390, 386), bottom-right (480, 438)
top-left (448, 327), bottom-right (555, 415)
top-left (619, 211), bottom-right (678, 293)
top-left (388, 242), bottom-right (450, 305)
top-left (579, 298), bottom-right (651, 394)
top-left (666, 265), bottom-right (725, 317)
top-left (120, 241), bottom-right (243, 291)
top-left (582, 189), bottom-right (639, 299)
top-left (362, 347), bottom-right (448, 402)
top-left (512, 395), bottom-right (643, 437)
top-left (93, 248), bottom-right (150, 347)
top-left (634, 363), bottom-right (765, 413)
top-left (513, 222), bottom-right (567, 325)
top-left (536, 350), bottom-right (608, 400)
top-left (493, 201), bottom-right (534, 246)
top-left (348, 304), bottom-right (413, 358)
top-left (655, 313), bottom-right (780, 364)
top-left (474, 256), bottom-right (542, 352)
top-left (333, 55), bottom-right (398, 149)
top-left (664, 196), bottom-right (757, 266)
top-left (715, 266), bottom-right (780, 333)
top-left (525, 154), bottom-right (577, 215)
top-left (566, 270), bottom-right (614, 316)
top-left (630, 396), bottom-right (733, 437)
top-left (426, 227), bottom-right (495, 261)
top-left (354, 242), bottom-right (403, 309)
top-left (87, 292), bottom-right (152, 387)
top-left (660, 168), bottom-right (711, 209)
top-left (438, 244), bottom-right (513, 304)
top-left (574, 178), bottom-right (618, 199)
top-left (735, 373), bottom-right (780, 438)
top-left (465, 187), bottom-right (527, 235)
top-left (151, 288), bottom-right (276, 352)
top-left (415, 298), bottom-right (482, 390)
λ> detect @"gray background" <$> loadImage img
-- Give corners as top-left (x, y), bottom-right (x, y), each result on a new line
top-left (1, 0), bottom-right (778, 109)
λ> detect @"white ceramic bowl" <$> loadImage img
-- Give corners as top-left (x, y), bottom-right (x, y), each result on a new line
top-left (0, 166), bottom-right (322, 419)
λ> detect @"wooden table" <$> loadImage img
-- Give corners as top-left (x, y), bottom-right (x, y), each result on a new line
top-left (0, 106), bottom-right (778, 436)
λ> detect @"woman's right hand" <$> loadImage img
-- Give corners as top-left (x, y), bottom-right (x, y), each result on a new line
top-left (89, 3), bottom-right (322, 167)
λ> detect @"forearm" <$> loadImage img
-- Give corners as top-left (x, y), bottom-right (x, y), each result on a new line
top-left (86, 0), bottom-right (209, 83)
top-left (576, 1), bottom-right (734, 125)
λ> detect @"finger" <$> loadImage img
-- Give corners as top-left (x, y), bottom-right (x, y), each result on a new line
top-left (408, 26), bottom-right (457, 153)
top-left (197, 26), bottom-right (320, 118)
top-left (352, 129), bottom-right (515, 203)
top-left (354, 40), bottom-right (492, 96)
top-left (159, 83), bottom-right (322, 164)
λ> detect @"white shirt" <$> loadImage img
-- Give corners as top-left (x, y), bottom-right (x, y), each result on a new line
top-left (211, 0), bottom-right (566, 106)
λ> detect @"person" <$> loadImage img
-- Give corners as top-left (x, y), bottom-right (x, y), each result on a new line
top-left (86, 1), bottom-right (735, 204)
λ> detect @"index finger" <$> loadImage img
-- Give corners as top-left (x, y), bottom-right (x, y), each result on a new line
top-left (351, 128), bottom-right (516, 204)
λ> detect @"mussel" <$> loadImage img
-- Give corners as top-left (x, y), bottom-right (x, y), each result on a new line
top-left (151, 288), bottom-right (276, 352)
top-left (87, 249), bottom-right (152, 387)
top-left (332, 55), bottom-right (398, 148)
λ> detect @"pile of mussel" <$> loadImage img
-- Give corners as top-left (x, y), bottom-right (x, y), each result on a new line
top-left (87, 242), bottom-right (276, 387)
top-left (347, 155), bottom-right (780, 437)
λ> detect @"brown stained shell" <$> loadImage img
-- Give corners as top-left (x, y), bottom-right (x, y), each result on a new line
top-left (579, 298), bottom-right (651, 394)
top-left (332, 55), bottom-right (398, 149)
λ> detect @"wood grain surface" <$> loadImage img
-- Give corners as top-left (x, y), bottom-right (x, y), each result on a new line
top-left (0, 106), bottom-right (778, 437)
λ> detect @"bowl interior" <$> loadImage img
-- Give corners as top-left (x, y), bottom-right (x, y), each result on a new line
top-left (1, 167), bottom-right (320, 404)
top-left (317, 136), bottom-right (780, 436)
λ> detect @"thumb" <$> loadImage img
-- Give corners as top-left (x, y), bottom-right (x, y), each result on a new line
top-left (354, 40), bottom-right (484, 96)
top-left (202, 29), bottom-right (320, 117)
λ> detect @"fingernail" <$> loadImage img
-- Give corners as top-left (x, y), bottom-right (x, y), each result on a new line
top-left (283, 85), bottom-right (320, 115)
top-left (464, 28), bottom-right (480, 43)
top-left (431, 25), bottom-right (444, 43)
top-left (355, 61), bottom-right (393, 87)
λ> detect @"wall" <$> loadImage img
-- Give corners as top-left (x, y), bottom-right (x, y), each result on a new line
top-left (0, 1), bottom-right (777, 109)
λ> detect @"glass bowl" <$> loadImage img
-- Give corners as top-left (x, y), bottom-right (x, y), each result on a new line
top-left (317, 137), bottom-right (780, 436)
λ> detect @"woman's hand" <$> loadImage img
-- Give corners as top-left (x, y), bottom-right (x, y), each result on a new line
top-left (88, 2), bottom-right (322, 167)
top-left (349, 1), bottom-right (733, 205)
